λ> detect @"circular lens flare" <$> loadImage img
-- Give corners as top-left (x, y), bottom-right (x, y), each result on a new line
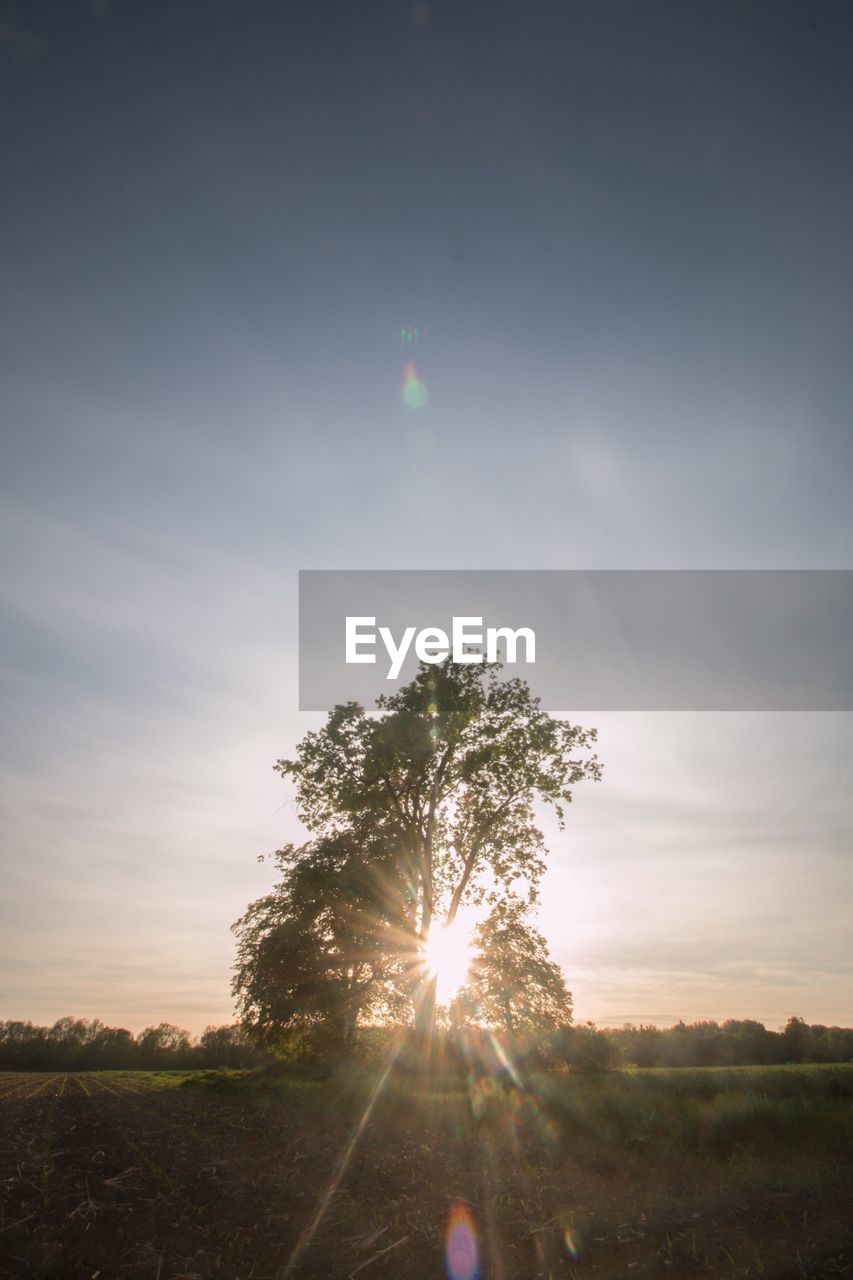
top-left (402, 360), bottom-right (428, 409)
top-left (445, 1202), bottom-right (479, 1280)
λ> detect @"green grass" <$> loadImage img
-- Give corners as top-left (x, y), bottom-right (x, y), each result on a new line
top-left (532, 1063), bottom-right (853, 1164)
top-left (173, 1058), bottom-right (853, 1165)
top-left (96, 1069), bottom-right (203, 1091)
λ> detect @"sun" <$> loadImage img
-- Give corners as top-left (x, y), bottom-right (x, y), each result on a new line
top-left (424, 917), bottom-right (475, 1003)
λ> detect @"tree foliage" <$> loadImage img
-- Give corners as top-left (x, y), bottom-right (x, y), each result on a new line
top-left (604, 1017), bottom-right (853, 1068)
top-left (232, 833), bottom-right (410, 1054)
top-left (268, 660), bottom-right (600, 1038)
top-left (0, 1019), bottom-right (261, 1071)
top-left (451, 900), bottom-right (573, 1034)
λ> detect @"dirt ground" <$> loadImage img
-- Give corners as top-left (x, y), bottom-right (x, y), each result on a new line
top-left (0, 1070), bottom-right (851, 1280)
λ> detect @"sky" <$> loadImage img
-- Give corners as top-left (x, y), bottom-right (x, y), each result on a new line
top-left (1, 0), bottom-right (852, 1034)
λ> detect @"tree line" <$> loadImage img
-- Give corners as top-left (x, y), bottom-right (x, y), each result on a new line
top-left (603, 1017), bottom-right (853, 1069)
top-left (3, 1014), bottom-right (850, 1074)
top-left (0, 1017), bottom-right (264, 1072)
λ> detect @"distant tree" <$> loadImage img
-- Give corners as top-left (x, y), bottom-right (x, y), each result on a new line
top-left (452, 900), bottom-right (573, 1034)
top-left (198, 1024), bottom-right (259, 1068)
top-left (684, 1021), bottom-right (724, 1066)
top-left (720, 1019), bottom-right (777, 1066)
top-left (817, 1024), bottom-right (853, 1062)
top-left (0, 1021), bottom-right (48, 1070)
top-left (137, 1023), bottom-right (193, 1067)
top-left (664, 1020), bottom-right (695, 1067)
top-left (781, 1015), bottom-right (813, 1063)
top-left (555, 1022), bottom-right (620, 1073)
top-left (614, 1024), bottom-right (664, 1068)
top-left (48, 1016), bottom-right (90, 1057)
top-left (275, 660), bottom-right (600, 1043)
top-left (86, 1025), bottom-right (136, 1069)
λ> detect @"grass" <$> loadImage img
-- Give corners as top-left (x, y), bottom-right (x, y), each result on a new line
top-left (180, 1058), bottom-right (853, 1194)
top-left (533, 1062), bottom-right (853, 1156)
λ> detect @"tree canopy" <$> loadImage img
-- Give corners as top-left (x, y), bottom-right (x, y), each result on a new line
top-left (235, 660), bottom-right (600, 1048)
top-left (232, 832), bottom-right (410, 1054)
top-left (452, 900), bottom-right (573, 1034)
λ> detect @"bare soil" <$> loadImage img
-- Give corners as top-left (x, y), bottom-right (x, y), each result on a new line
top-left (0, 1070), bottom-right (850, 1280)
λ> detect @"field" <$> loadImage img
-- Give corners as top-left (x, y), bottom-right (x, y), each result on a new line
top-left (0, 1064), bottom-right (851, 1280)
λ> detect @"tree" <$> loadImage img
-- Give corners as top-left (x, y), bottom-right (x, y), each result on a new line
top-left (137, 1023), bottom-right (193, 1067)
top-left (614, 1023), bottom-right (664, 1068)
top-left (81, 1023), bottom-right (136, 1070)
top-left (781, 1015), bottom-right (813, 1063)
top-left (555, 1022), bottom-right (620, 1073)
top-left (233, 832), bottom-right (411, 1056)
top-left (273, 660), bottom-right (600, 1043)
top-left (452, 899), bottom-right (573, 1034)
top-left (720, 1019), bottom-right (777, 1066)
top-left (198, 1024), bottom-right (257, 1068)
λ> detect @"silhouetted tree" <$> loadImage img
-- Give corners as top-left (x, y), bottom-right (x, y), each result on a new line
top-left (720, 1019), bottom-right (778, 1066)
top-left (275, 660), bottom-right (600, 1044)
top-left (198, 1024), bottom-right (258, 1067)
top-left (452, 900), bottom-right (573, 1034)
top-left (0, 1018), bottom-right (267, 1071)
top-left (615, 1024), bottom-right (664, 1068)
top-left (554, 1021), bottom-right (620, 1072)
top-left (781, 1015), bottom-right (812, 1063)
top-left (232, 832), bottom-right (410, 1056)
top-left (137, 1023), bottom-right (193, 1068)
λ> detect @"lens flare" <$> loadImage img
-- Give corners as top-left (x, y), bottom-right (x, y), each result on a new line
top-left (445, 1202), bottom-right (479, 1280)
top-left (564, 1227), bottom-right (581, 1259)
top-left (487, 1032), bottom-right (523, 1088)
top-left (402, 360), bottom-right (428, 409)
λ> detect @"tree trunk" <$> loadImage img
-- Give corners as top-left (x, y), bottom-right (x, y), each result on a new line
top-left (414, 973), bottom-right (437, 1055)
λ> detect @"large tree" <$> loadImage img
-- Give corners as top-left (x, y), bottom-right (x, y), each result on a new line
top-left (274, 660), bottom-right (600, 1041)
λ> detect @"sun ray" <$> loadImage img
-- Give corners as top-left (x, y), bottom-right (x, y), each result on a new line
top-left (277, 1041), bottom-right (402, 1279)
top-left (423, 916), bottom-right (475, 1003)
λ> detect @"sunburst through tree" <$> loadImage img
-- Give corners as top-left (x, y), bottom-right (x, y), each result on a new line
top-left (234, 658), bottom-right (600, 1058)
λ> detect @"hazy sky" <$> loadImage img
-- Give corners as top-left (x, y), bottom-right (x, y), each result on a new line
top-left (2, 0), bottom-right (852, 1033)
